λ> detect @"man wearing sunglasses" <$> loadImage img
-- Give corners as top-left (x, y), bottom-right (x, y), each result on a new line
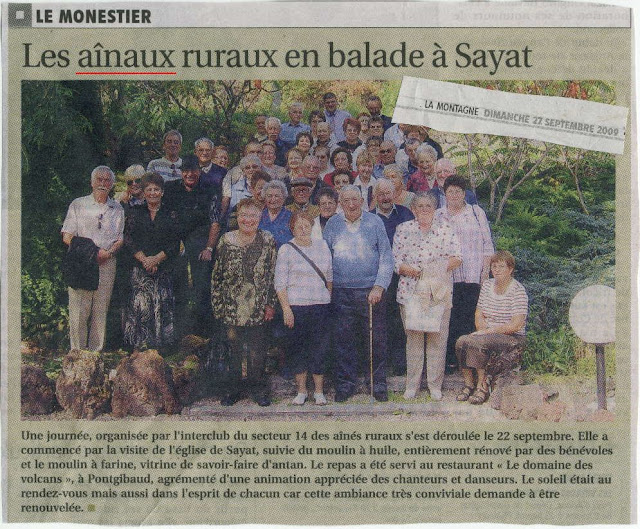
top-left (61, 166), bottom-right (124, 351)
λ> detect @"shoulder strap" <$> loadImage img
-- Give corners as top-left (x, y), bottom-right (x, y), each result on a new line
top-left (285, 242), bottom-right (328, 289)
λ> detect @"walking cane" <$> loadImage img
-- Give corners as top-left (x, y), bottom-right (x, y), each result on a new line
top-left (369, 302), bottom-right (375, 404)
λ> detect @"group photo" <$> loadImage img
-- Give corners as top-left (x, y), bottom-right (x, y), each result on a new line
top-left (20, 79), bottom-right (616, 421)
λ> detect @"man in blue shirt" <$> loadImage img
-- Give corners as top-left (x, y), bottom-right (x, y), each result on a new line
top-left (324, 185), bottom-right (394, 402)
top-left (323, 92), bottom-right (351, 143)
top-left (280, 102), bottom-right (311, 150)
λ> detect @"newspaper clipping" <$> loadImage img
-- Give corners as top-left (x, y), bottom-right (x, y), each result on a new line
top-left (2, 1), bottom-right (636, 525)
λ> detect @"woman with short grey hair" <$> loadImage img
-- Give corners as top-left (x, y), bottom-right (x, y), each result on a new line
top-left (259, 180), bottom-right (293, 249)
top-left (392, 192), bottom-right (461, 401)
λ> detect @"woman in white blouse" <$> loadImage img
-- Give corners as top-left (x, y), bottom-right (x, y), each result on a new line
top-left (392, 193), bottom-right (461, 401)
top-left (275, 211), bottom-right (333, 405)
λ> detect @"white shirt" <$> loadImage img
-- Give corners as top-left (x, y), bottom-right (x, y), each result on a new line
top-left (61, 194), bottom-right (124, 250)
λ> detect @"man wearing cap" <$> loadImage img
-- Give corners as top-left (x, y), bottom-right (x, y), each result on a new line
top-left (286, 177), bottom-right (320, 218)
top-left (164, 155), bottom-right (222, 338)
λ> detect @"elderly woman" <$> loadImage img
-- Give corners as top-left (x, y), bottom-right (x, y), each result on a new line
top-left (227, 171), bottom-right (271, 232)
top-left (323, 148), bottom-right (356, 186)
top-left (435, 175), bottom-right (494, 374)
top-left (259, 180), bottom-right (292, 248)
top-left (123, 172), bottom-right (180, 352)
top-left (407, 145), bottom-right (439, 193)
top-left (357, 112), bottom-right (371, 143)
top-left (393, 193), bottom-right (461, 400)
top-left (211, 198), bottom-right (277, 407)
top-left (337, 117), bottom-right (363, 153)
top-left (314, 122), bottom-right (336, 152)
top-left (116, 164), bottom-right (146, 210)
top-left (308, 110), bottom-right (325, 140)
top-left (353, 152), bottom-right (377, 209)
top-left (286, 147), bottom-right (305, 181)
top-left (295, 132), bottom-right (314, 158)
top-left (311, 187), bottom-right (339, 240)
top-left (383, 163), bottom-right (415, 208)
top-left (275, 211), bottom-right (333, 405)
top-left (455, 250), bottom-right (528, 405)
top-left (260, 141), bottom-right (288, 181)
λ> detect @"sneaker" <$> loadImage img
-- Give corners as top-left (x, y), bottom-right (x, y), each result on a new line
top-left (314, 393), bottom-right (327, 405)
top-left (292, 393), bottom-right (307, 406)
top-left (430, 389), bottom-right (443, 401)
top-left (403, 390), bottom-right (417, 400)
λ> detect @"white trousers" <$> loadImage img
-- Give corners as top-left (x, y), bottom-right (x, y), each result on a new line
top-left (400, 304), bottom-right (451, 395)
top-left (68, 258), bottom-right (116, 351)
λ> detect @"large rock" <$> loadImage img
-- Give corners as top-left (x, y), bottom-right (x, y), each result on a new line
top-left (55, 350), bottom-right (110, 419)
top-left (536, 401), bottom-right (568, 422)
top-left (172, 355), bottom-right (206, 405)
top-left (489, 370), bottom-right (524, 410)
top-left (111, 350), bottom-right (181, 417)
top-left (500, 384), bottom-right (546, 420)
top-left (22, 364), bottom-right (57, 415)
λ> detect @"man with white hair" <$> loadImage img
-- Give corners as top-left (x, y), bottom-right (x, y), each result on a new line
top-left (280, 102), bottom-right (311, 150)
top-left (62, 166), bottom-right (124, 351)
top-left (371, 179), bottom-right (414, 375)
top-left (323, 185), bottom-right (393, 402)
top-left (432, 158), bottom-right (478, 208)
top-left (265, 117), bottom-right (288, 166)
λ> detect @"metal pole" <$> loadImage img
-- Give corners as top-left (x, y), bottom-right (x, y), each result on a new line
top-left (595, 344), bottom-right (606, 410)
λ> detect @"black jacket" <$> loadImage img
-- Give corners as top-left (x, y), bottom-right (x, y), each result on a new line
top-left (62, 236), bottom-right (99, 291)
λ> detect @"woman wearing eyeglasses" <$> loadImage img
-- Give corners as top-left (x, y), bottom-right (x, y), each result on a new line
top-left (116, 164), bottom-right (146, 212)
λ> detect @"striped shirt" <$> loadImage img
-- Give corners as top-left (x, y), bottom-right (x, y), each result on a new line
top-left (436, 204), bottom-right (493, 284)
top-left (477, 278), bottom-right (528, 336)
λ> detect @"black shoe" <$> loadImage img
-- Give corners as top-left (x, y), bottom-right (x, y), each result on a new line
top-left (445, 364), bottom-right (458, 375)
top-left (334, 391), bottom-right (350, 403)
top-left (254, 395), bottom-right (271, 407)
top-left (220, 393), bottom-right (239, 407)
top-left (374, 391), bottom-right (388, 402)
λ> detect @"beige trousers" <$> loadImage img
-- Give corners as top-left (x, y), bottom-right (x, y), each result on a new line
top-left (400, 304), bottom-right (451, 395)
top-left (68, 258), bottom-right (116, 351)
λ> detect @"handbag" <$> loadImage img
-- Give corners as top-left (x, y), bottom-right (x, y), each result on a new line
top-left (404, 271), bottom-right (447, 333)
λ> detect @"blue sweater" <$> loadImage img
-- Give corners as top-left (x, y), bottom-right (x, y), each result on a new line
top-left (323, 211), bottom-right (393, 290)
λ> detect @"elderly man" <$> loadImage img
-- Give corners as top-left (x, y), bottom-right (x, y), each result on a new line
top-left (323, 92), bottom-right (351, 143)
top-left (164, 155), bottom-right (221, 338)
top-left (286, 177), bottom-right (321, 217)
top-left (280, 102), bottom-right (311, 150)
top-left (324, 185), bottom-right (394, 402)
top-left (366, 95), bottom-right (393, 131)
top-left (265, 117), bottom-right (288, 166)
top-left (62, 166), bottom-right (124, 351)
top-left (301, 155), bottom-right (327, 205)
top-left (395, 138), bottom-right (421, 181)
top-left (147, 129), bottom-right (183, 182)
top-left (379, 140), bottom-right (398, 168)
top-left (371, 179), bottom-right (414, 375)
top-left (194, 138), bottom-right (222, 193)
top-left (432, 158), bottom-right (478, 208)
top-left (220, 140), bottom-right (262, 217)
top-left (253, 114), bottom-right (268, 143)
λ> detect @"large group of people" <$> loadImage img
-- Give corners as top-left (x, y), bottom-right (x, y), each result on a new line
top-left (61, 91), bottom-right (529, 408)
